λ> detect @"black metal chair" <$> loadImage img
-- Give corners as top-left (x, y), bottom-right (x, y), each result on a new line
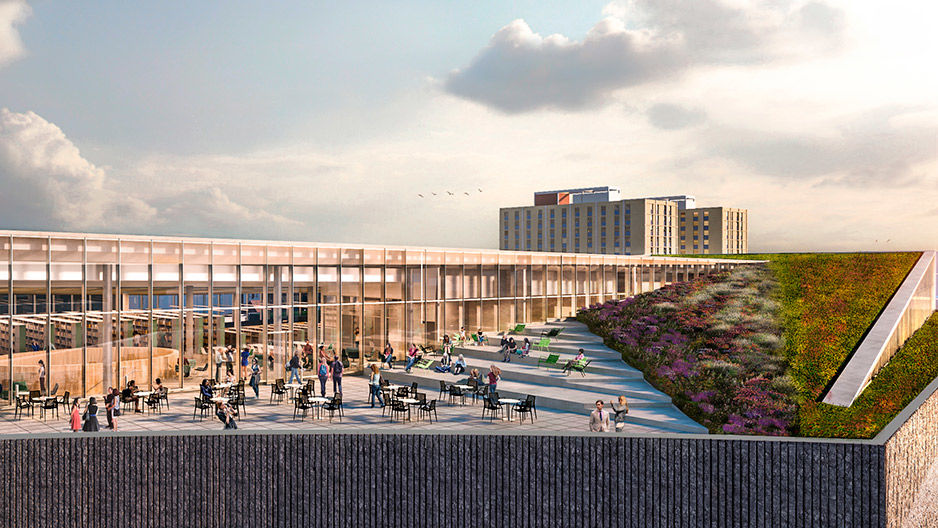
top-left (410, 382), bottom-right (419, 398)
top-left (472, 383), bottom-right (488, 405)
top-left (381, 390), bottom-right (395, 417)
top-left (229, 391), bottom-right (246, 417)
top-left (323, 395), bottom-right (343, 422)
top-left (193, 397), bottom-right (213, 421)
top-left (144, 393), bottom-right (161, 415)
top-left (418, 399), bottom-right (438, 423)
top-left (13, 396), bottom-right (33, 420)
top-left (514, 395), bottom-right (536, 424)
top-left (158, 387), bottom-right (170, 410)
top-left (389, 399), bottom-right (410, 422)
top-left (481, 396), bottom-right (502, 421)
top-left (39, 397), bottom-right (58, 420)
top-left (270, 379), bottom-right (287, 404)
top-left (50, 383), bottom-right (59, 396)
top-left (56, 391), bottom-right (71, 414)
top-left (293, 391), bottom-right (313, 421)
top-left (448, 385), bottom-right (466, 406)
top-left (438, 380), bottom-right (449, 400)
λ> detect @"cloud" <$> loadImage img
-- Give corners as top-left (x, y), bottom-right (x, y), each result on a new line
top-left (710, 106), bottom-right (938, 185)
top-left (0, 108), bottom-right (157, 230)
top-left (0, 0), bottom-right (29, 68)
top-left (444, 0), bottom-right (845, 113)
top-left (646, 103), bottom-right (706, 129)
top-left (0, 108), bottom-right (303, 236)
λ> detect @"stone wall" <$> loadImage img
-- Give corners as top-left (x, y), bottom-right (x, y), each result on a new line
top-left (883, 377), bottom-right (938, 528)
top-left (0, 432), bottom-right (885, 528)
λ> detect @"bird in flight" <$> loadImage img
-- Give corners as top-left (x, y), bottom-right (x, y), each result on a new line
top-left (446, 191), bottom-right (454, 196)
top-left (417, 194), bottom-right (424, 198)
top-left (478, 188), bottom-right (483, 192)
top-left (463, 192), bottom-right (470, 196)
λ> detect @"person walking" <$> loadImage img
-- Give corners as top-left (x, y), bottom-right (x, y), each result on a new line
top-left (225, 345), bottom-right (235, 377)
top-left (37, 360), bottom-right (46, 394)
top-left (315, 358), bottom-right (329, 397)
top-left (589, 400), bottom-right (610, 432)
top-left (288, 351), bottom-right (302, 384)
top-left (610, 395), bottom-right (630, 432)
top-left (330, 355), bottom-right (344, 395)
top-left (302, 339), bottom-right (315, 368)
top-left (383, 343), bottom-right (394, 370)
top-left (104, 389), bottom-right (117, 430)
top-left (82, 397), bottom-right (100, 432)
top-left (368, 364), bottom-right (384, 408)
top-left (249, 357), bottom-right (261, 398)
top-left (69, 397), bottom-right (81, 432)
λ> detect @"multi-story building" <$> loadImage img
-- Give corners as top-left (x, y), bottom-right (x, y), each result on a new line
top-left (678, 207), bottom-right (749, 255)
top-left (500, 188), bottom-right (748, 256)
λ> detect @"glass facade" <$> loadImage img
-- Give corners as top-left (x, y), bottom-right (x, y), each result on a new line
top-left (0, 231), bottom-right (737, 400)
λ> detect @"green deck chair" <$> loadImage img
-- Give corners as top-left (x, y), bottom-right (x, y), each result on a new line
top-left (534, 337), bottom-right (551, 351)
top-left (537, 353), bottom-right (560, 369)
top-left (510, 324), bottom-right (526, 334)
top-left (415, 358), bottom-right (434, 369)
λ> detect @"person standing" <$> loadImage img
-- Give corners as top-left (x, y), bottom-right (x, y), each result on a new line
top-left (69, 397), bottom-right (81, 432)
top-left (82, 397), bottom-right (100, 432)
top-left (589, 400), bottom-right (609, 432)
top-left (302, 340), bottom-right (315, 369)
top-left (487, 365), bottom-right (500, 393)
top-left (104, 389), bottom-right (117, 430)
top-left (368, 364), bottom-right (384, 408)
top-left (610, 395), bottom-right (630, 432)
top-left (288, 351), bottom-right (302, 384)
top-left (353, 326), bottom-right (361, 353)
top-left (225, 345), bottom-right (235, 377)
top-left (383, 343), bottom-right (394, 370)
top-left (37, 360), bottom-right (46, 394)
top-left (249, 357), bottom-right (261, 398)
top-left (317, 358), bottom-right (329, 397)
top-left (240, 346), bottom-right (250, 379)
top-left (214, 347), bottom-right (225, 383)
top-left (330, 355), bottom-right (344, 396)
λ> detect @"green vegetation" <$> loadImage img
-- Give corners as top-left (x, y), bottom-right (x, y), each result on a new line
top-left (680, 252), bottom-right (924, 437)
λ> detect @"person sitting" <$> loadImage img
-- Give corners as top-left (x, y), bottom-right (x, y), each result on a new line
top-left (433, 363), bottom-right (451, 373)
top-left (498, 335), bottom-right (510, 355)
top-left (225, 370), bottom-right (236, 385)
top-left (452, 354), bottom-right (467, 376)
top-left (199, 379), bottom-right (214, 401)
top-left (404, 343), bottom-right (419, 373)
top-left (122, 380), bottom-right (141, 413)
top-left (216, 400), bottom-right (237, 430)
top-left (468, 368), bottom-right (482, 385)
top-left (562, 349), bottom-right (586, 374)
top-left (440, 346), bottom-right (451, 367)
top-left (503, 337), bottom-right (517, 362)
top-left (519, 338), bottom-right (531, 357)
top-left (476, 329), bottom-right (486, 346)
top-left (383, 343), bottom-right (394, 370)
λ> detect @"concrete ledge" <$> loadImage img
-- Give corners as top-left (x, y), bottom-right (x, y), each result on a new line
top-left (823, 251), bottom-right (937, 407)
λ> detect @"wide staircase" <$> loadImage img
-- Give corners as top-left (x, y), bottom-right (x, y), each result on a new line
top-left (378, 320), bottom-right (708, 434)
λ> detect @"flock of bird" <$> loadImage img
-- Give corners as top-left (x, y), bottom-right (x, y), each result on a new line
top-left (416, 188), bottom-right (483, 198)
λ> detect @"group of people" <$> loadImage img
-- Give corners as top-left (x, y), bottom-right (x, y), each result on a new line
top-left (498, 336), bottom-right (531, 362)
top-left (69, 378), bottom-right (168, 432)
top-left (589, 396), bottom-right (630, 432)
top-left (287, 345), bottom-right (346, 397)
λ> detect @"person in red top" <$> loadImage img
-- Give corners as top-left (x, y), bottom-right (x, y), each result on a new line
top-left (487, 365), bottom-right (501, 393)
top-left (405, 344), bottom-right (419, 373)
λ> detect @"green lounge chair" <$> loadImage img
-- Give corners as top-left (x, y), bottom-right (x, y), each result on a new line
top-left (565, 359), bottom-right (592, 377)
top-left (537, 353), bottom-right (560, 369)
top-left (415, 358), bottom-right (434, 369)
top-left (510, 324), bottom-right (526, 334)
top-left (534, 337), bottom-right (551, 351)
top-left (541, 328), bottom-right (561, 338)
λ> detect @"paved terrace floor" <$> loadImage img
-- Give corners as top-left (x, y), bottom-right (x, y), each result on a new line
top-left (0, 375), bottom-right (667, 436)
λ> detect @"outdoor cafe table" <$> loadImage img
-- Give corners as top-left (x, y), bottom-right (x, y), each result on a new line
top-left (134, 391), bottom-right (153, 398)
top-left (385, 384), bottom-right (403, 391)
top-left (498, 398), bottom-right (521, 421)
top-left (285, 383), bottom-right (303, 400)
top-left (397, 398), bottom-right (420, 421)
top-left (210, 397), bottom-right (229, 404)
top-left (307, 396), bottom-right (329, 419)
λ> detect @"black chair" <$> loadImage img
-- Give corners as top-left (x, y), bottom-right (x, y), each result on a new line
top-left (418, 399), bottom-right (438, 423)
top-left (448, 385), bottom-right (465, 406)
top-left (193, 397), bottom-right (213, 421)
top-left (50, 383), bottom-right (59, 396)
top-left (270, 379), bottom-right (287, 404)
top-left (514, 395), bottom-right (536, 424)
top-left (389, 399), bottom-right (410, 422)
top-left (56, 391), bottom-right (71, 413)
top-left (229, 391), bottom-right (246, 417)
top-left (293, 391), bottom-right (313, 421)
top-left (438, 380), bottom-right (449, 400)
top-left (410, 382), bottom-right (419, 398)
top-left (481, 396), bottom-right (502, 422)
top-left (13, 396), bottom-right (33, 420)
top-left (323, 395), bottom-right (343, 422)
top-left (381, 390), bottom-right (395, 417)
top-left (158, 387), bottom-right (170, 410)
top-left (472, 383), bottom-right (488, 405)
top-left (144, 393), bottom-right (161, 415)
top-left (40, 397), bottom-right (58, 421)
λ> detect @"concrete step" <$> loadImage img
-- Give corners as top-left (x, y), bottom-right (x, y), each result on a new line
top-left (453, 346), bottom-right (625, 371)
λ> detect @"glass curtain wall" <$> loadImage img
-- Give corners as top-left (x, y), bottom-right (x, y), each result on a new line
top-left (1, 232), bottom-right (733, 402)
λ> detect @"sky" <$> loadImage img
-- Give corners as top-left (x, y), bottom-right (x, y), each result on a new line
top-left (0, 0), bottom-right (935, 252)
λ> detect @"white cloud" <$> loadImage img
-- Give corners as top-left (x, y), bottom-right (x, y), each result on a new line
top-left (0, 108), bottom-right (303, 237)
top-left (0, 0), bottom-right (29, 68)
top-left (445, 0), bottom-right (845, 113)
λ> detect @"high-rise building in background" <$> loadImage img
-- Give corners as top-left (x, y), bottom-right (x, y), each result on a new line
top-left (500, 187), bottom-right (748, 255)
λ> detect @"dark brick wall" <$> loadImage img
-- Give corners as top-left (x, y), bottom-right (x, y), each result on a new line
top-left (0, 433), bottom-right (884, 528)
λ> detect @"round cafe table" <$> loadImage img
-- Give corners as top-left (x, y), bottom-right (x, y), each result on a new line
top-left (498, 398), bottom-right (521, 421)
